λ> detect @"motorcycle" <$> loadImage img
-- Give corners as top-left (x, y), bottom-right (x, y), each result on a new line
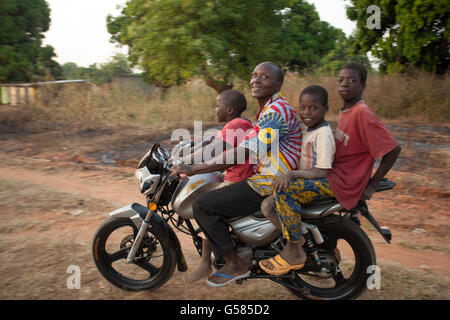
top-left (92, 142), bottom-right (394, 300)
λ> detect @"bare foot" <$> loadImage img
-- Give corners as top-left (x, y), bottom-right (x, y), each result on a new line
top-left (279, 240), bottom-right (307, 266)
top-left (184, 263), bottom-right (212, 284)
top-left (185, 238), bottom-right (213, 283)
top-left (207, 252), bottom-right (249, 286)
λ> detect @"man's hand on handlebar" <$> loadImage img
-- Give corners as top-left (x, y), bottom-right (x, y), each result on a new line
top-left (170, 164), bottom-right (194, 177)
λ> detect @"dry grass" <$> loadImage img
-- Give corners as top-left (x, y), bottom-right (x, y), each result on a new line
top-left (360, 260), bottom-right (450, 300)
top-left (31, 79), bottom-right (219, 130)
top-left (25, 71), bottom-right (449, 130)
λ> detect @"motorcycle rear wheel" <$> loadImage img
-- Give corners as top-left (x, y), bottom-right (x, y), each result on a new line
top-left (92, 217), bottom-right (177, 291)
top-left (280, 216), bottom-right (376, 300)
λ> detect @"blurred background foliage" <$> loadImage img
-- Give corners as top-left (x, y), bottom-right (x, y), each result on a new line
top-left (0, 0), bottom-right (62, 82)
top-left (105, 0), bottom-right (370, 91)
top-left (0, 0), bottom-right (447, 88)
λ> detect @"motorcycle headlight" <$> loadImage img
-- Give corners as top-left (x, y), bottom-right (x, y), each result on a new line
top-left (135, 167), bottom-right (161, 195)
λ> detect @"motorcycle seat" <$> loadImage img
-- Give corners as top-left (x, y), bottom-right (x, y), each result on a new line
top-left (250, 210), bottom-right (265, 219)
top-left (302, 197), bottom-right (337, 207)
top-left (244, 179), bottom-right (395, 221)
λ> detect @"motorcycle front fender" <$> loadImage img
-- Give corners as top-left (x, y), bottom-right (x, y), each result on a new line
top-left (109, 202), bottom-right (188, 272)
top-left (109, 203), bottom-right (146, 228)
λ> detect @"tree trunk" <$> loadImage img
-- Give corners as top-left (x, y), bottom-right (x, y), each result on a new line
top-left (436, 35), bottom-right (448, 75)
top-left (201, 66), bottom-right (233, 93)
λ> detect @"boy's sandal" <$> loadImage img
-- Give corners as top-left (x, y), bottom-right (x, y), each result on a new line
top-left (206, 271), bottom-right (251, 287)
top-left (258, 254), bottom-right (305, 276)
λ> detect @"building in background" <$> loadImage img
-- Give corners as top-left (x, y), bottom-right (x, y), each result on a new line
top-left (0, 80), bottom-right (90, 106)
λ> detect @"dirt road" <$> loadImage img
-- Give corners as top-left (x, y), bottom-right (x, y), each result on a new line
top-left (0, 115), bottom-right (449, 300)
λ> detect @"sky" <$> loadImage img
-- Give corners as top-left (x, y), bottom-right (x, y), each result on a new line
top-left (43, 0), bottom-right (356, 67)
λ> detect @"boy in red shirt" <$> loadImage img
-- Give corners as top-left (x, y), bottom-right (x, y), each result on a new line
top-left (327, 62), bottom-right (401, 209)
top-left (174, 89), bottom-right (254, 282)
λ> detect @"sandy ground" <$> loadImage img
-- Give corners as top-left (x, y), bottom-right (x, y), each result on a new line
top-left (0, 110), bottom-right (449, 300)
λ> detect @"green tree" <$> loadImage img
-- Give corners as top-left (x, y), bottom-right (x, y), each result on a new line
top-left (107, 0), bottom-right (342, 92)
top-left (62, 54), bottom-right (134, 84)
top-left (62, 62), bottom-right (80, 79)
top-left (100, 53), bottom-right (134, 83)
top-left (36, 45), bottom-right (63, 80)
top-left (318, 31), bottom-right (372, 75)
top-left (347, 0), bottom-right (449, 74)
top-left (280, 1), bottom-right (343, 72)
top-left (0, 0), bottom-right (62, 82)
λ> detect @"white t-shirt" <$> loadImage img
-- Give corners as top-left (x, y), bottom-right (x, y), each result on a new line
top-left (299, 122), bottom-right (336, 170)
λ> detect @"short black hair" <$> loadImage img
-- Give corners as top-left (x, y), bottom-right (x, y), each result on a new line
top-left (300, 85), bottom-right (328, 107)
top-left (259, 61), bottom-right (284, 85)
top-left (218, 89), bottom-right (247, 115)
top-left (342, 62), bottom-right (368, 85)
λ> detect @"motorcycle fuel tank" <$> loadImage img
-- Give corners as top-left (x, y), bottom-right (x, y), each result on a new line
top-left (171, 172), bottom-right (223, 219)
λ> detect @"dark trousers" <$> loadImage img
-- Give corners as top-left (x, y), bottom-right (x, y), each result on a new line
top-left (193, 181), bottom-right (265, 259)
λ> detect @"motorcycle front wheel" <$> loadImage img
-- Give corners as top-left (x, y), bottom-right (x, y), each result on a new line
top-left (279, 216), bottom-right (376, 300)
top-left (92, 217), bottom-right (177, 291)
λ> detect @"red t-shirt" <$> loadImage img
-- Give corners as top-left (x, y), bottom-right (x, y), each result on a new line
top-left (327, 101), bottom-right (398, 210)
top-left (216, 118), bottom-right (255, 182)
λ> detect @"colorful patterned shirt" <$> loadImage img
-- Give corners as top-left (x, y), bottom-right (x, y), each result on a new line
top-left (240, 92), bottom-right (302, 196)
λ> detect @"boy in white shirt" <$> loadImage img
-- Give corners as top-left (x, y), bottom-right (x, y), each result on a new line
top-left (259, 85), bottom-right (336, 275)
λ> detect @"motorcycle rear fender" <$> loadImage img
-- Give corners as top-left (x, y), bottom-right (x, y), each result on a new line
top-left (109, 203), bottom-right (188, 272)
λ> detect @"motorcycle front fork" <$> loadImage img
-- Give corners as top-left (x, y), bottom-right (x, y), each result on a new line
top-left (126, 207), bottom-right (155, 263)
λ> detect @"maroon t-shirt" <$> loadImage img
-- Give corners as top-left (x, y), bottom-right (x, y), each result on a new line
top-left (327, 101), bottom-right (398, 209)
top-left (216, 118), bottom-right (255, 182)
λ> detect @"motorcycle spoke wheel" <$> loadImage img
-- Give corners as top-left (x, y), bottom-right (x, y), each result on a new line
top-left (108, 243), bottom-right (165, 282)
top-left (134, 260), bottom-right (161, 276)
top-left (298, 239), bottom-right (356, 289)
top-left (332, 269), bottom-right (345, 285)
top-left (106, 247), bottom-right (128, 264)
top-left (93, 217), bottom-right (177, 291)
top-left (281, 217), bottom-right (375, 300)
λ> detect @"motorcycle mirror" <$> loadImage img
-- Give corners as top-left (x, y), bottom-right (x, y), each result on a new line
top-left (137, 143), bottom-right (160, 169)
top-left (158, 147), bottom-right (170, 161)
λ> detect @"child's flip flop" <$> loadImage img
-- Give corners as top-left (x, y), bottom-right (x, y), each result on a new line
top-left (258, 254), bottom-right (305, 276)
top-left (206, 271), bottom-right (251, 287)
